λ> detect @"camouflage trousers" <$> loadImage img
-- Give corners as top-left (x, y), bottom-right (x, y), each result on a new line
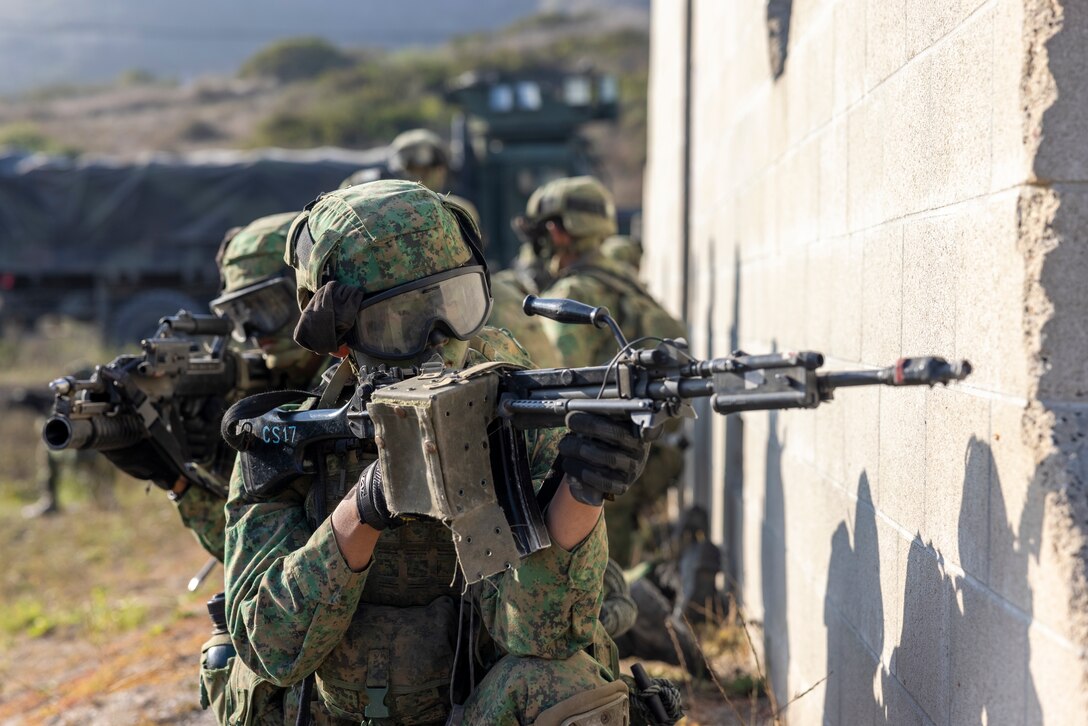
top-left (208, 649), bottom-right (617, 726)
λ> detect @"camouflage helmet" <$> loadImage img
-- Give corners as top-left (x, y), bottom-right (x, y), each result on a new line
top-left (285, 179), bottom-right (484, 310)
top-left (524, 176), bottom-right (617, 247)
top-left (388, 129), bottom-right (449, 174)
top-left (216, 211), bottom-right (298, 293)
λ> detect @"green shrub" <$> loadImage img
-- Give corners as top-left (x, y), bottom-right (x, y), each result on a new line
top-left (240, 36), bottom-right (354, 83)
top-left (0, 122), bottom-right (78, 156)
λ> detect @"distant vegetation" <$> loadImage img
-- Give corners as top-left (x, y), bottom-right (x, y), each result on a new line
top-left (240, 37), bottom-right (356, 83)
top-left (0, 122), bottom-right (79, 156)
top-left (243, 15), bottom-right (649, 168)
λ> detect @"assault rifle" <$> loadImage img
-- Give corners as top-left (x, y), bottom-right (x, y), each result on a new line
top-left (43, 310), bottom-right (276, 497)
top-left (225, 296), bottom-right (971, 582)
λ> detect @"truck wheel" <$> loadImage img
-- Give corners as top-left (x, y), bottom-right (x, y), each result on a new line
top-left (108, 289), bottom-right (204, 345)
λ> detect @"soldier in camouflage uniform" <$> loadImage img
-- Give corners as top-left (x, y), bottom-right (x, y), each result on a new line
top-left (217, 180), bottom-right (648, 725)
top-left (96, 212), bottom-right (326, 564)
top-left (525, 176), bottom-right (688, 568)
top-left (600, 235), bottom-right (643, 279)
top-left (165, 211), bottom-right (327, 562)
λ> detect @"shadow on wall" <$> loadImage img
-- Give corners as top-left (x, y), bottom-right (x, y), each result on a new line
top-left (822, 439), bottom-right (1042, 724)
top-left (766, 0), bottom-right (793, 79)
top-left (822, 473), bottom-right (883, 724)
top-left (724, 246), bottom-right (744, 592)
top-left (761, 406), bottom-right (790, 709)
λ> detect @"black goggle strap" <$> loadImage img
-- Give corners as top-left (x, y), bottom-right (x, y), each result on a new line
top-left (442, 199), bottom-right (490, 296)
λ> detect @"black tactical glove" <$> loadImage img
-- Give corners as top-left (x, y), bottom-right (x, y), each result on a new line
top-left (180, 396), bottom-right (228, 464)
top-left (354, 461), bottom-right (404, 531)
top-left (102, 444), bottom-right (177, 489)
top-left (559, 412), bottom-right (652, 506)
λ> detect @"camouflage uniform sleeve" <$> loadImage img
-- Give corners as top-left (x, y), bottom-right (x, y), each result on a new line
top-left (173, 485), bottom-right (226, 562)
top-left (476, 512), bottom-right (608, 660)
top-left (537, 276), bottom-right (619, 368)
top-left (224, 461), bottom-right (370, 687)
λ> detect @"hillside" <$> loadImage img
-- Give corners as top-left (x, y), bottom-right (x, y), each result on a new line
top-left (0, 9), bottom-right (650, 206)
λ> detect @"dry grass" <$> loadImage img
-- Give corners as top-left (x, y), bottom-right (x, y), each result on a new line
top-left (0, 323), bottom-right (216, 722)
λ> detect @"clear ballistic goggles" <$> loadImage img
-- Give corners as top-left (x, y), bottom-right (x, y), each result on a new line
top-left (209, 276), bottom-right (298, 342)
top-left (349, 266), bottom-right (492, 359)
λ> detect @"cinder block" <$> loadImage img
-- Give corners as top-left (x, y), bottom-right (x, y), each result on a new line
top-left (838, 628), bottom-right (884, 726)
top-left (833, 0), bottom-right (867, 115)
top-left (948, 578), bottom-right (1030, 726)
top-left (901, 213), bottom-right (958, 358)
top-left (777, 140), bottom-right (820, 251)
top-left (822, 610), bottom-right (845, 725)
top-left (923, 386), bottom-right (991, 581)
top-left (847, 95), bottom-right (887, 232)
top-left (952, 192), bottom-right (1028, 398)
top-left (877, 512), bottom-right (906, 668)
top-left (1034, 188), bottom-right (1088, 401)
top-left (843, 385), bottom-right (880, 490)
top-left (786, 530), bottom-right (831, 679)
top-left (732, 105), bottom-right (772, 198)
top-left (840, 495), bottom-right (892, 657)
top-left (813, 378), bottom-right (847, 486)
top-left (1031, 0), bottom-right (1088, 182)
top-left (879, 672), bottom-right (928, 726)
top-left (860, 222), bottom-right (903, 364)
top-left (987, 399), bottom-right (1039, 613)
top-left (804, 8), bottom-right (836, 136)
top-left (876, 385), bottom-right (926, 532)
top-left (818, 118), bottom-right (849, 240)
top-left (914, 10), bottom-right (994, 211)
top-left (770, 253), bottom-right (809, 350)
top-left (805, 238), bottom-right (837, 355)
top-left (876, 55), bottom-right (932, 221)
top-left (905, 0), bottom-right (988, 57)
top-left (1028, 622), bottom-right (1088, 726)
top-left (831, 233), bottom-right (865, 362)
top-left (990, 0), bottom-right (1028, 191)
top-left (892, 538), bottom-right (953, 725)
top-left (865, 0), bottom-right (907, 90)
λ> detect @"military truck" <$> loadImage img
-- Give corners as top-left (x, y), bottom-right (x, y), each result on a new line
top-left (0, 147), bottom-right (384, 343)
top-left (446, 68), bottom-right (621, 265)
top-left (0, 70), bottom-right (623, 341)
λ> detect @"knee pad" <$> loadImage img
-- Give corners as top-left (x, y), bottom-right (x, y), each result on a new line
top-left (533, 679), bottom-right (629, 726)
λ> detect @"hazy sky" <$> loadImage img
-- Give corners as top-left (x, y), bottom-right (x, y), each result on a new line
top-left (0, 0), bottom-right (542, 93)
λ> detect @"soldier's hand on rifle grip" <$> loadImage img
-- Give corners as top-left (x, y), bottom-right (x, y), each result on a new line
top-left (559, 412), bottom-right (652, 506)
top-left (353, 461), bottom-right (404, 531)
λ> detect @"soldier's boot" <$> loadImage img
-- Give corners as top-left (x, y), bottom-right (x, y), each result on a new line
top-left (614, 579), bottom-right (704, 677)
top-left (21, 495), bottom-right (59, 519)
top-left (676, 540), bottom-right (727, 626)
top-left (25, 450), bottom-right (61, 518)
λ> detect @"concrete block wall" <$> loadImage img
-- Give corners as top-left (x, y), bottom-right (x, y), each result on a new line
top-left (643, 0), bottom-right (1088, 723)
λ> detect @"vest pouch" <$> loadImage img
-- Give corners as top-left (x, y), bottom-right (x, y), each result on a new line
top-left (199, 634), bottom-right (284, 726)
top-left (316, 595), bottom-right (458, 725)
top-left (199, 632), bottom-right (235, 723)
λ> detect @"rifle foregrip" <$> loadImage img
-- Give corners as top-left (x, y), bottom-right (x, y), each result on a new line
top-left (42, 414), bottom-right (145, 451)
